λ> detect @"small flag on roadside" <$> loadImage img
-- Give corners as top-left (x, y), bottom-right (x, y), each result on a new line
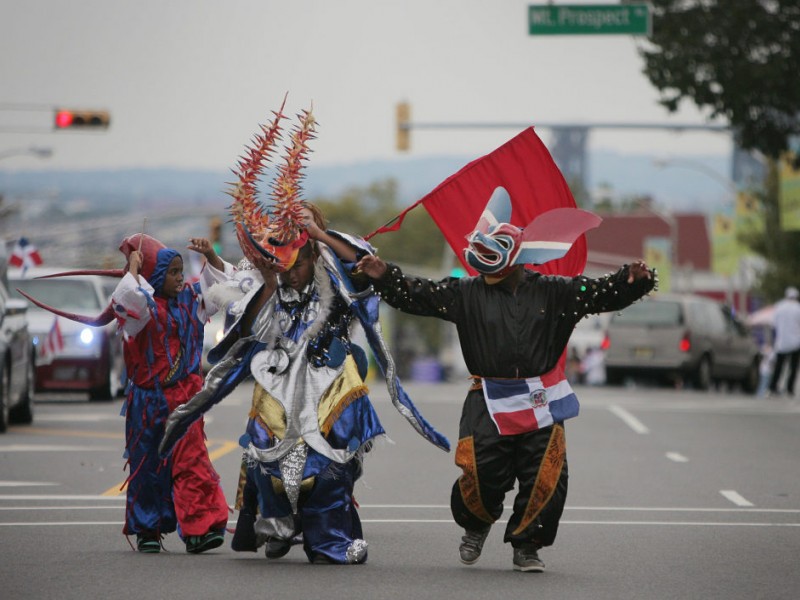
top-left (39, 317), bottom-right (64, 364)
top-left (10, 237), bottom-right (43, 273)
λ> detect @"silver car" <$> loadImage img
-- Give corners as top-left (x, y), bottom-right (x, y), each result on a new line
top-left (603, 293), bottom-right (760, 393)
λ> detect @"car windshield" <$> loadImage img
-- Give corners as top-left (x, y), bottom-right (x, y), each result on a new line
top-left (610, 301), bottom-right (683, 327)
top-left (10, 279), bottom-right (103, 311)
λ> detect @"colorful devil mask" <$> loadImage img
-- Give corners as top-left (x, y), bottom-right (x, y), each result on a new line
top-left (464, 186), bottom-right (602, 279)
top-left (227, 95), bottom-right (316, 272)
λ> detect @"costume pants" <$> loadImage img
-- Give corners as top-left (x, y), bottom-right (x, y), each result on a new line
top-left (769, 349), bottom-right (800, 395)
top-left (451, 390), bottom-right (568, 549)
top-left (124, 376), bottom-right (229, 539)
top-left (251, 458), bottom-right (364, 564)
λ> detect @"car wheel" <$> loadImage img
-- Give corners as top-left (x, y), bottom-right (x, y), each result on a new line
top-left (0, 362), bottom-right (10, 433)
top-left (89, 359), bottom-right (121, 402)
top-left (605, 369), bottom-right (624, 386)
top-left (741, 359), bottom-right (760, 395)
top-left (9, 348), bottom-right (35, 425)
top-left (693, 356), bottom-right (712, 391)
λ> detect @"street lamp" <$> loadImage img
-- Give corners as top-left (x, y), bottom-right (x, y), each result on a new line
top-left (0, 146), bottom-right (54, 161)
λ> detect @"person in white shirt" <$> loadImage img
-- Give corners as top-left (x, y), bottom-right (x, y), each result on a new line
top-left (768, 286), bottom-right (800, 396)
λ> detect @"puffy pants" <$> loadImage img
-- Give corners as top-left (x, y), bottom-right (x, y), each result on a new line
top-left (123, 375), bottom-right (229, 539)
top-left (451, 390), bottom-right (568, 548)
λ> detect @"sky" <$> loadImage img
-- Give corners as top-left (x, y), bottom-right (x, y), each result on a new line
top-left (0, 0), bottom-right (733, 173)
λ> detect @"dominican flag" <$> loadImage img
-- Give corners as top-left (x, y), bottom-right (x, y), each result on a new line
top-left (481, 361), bottom-right (579, 436)
top-left (39, 317), bottom-right (64, 364)
top-left (10, 237), bottom-right (43, 271)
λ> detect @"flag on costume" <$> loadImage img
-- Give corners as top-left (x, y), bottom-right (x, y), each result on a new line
top-left (39, 317), bottom-right (64, 364)
top-left (481, 356), bottom-right (578, 436)
top-left (10, 237), bottom-right (43, 271)
top-left (366, 127), bottom-right (587, 277)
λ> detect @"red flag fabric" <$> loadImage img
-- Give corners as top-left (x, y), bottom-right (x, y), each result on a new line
top-left (368, 127), bottom-right (586, 277)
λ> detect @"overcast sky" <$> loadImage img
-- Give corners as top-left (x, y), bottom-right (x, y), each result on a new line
top-left (1, 0), bottom-right (733, 173)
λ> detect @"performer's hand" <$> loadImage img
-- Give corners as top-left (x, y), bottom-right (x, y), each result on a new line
top-left (356, 255), bottom-right (388, 279)
top-left (628, 260), bottom-right (652, 283)
top-left (188, 237), bottom-right (224, 270)
top-left (301, 208), bottom-right (324, 241)
top-left (251, 253), bottom-right (279, 291)
top-left (128, 250), bottom-right (143, 277)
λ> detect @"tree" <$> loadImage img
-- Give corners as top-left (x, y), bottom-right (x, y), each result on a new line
top-left (737, 162), bottom-right (800, 302)
top-left (635, 0), bottom-right (800, 163)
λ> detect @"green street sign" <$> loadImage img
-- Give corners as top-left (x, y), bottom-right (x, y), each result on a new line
top-left (529, 3), bottom-right (651, 36)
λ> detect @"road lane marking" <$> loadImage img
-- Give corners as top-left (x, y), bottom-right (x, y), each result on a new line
top-left (665, 452), bottom-right (689, 463)
top-left (720, 490), bottom-right (754, 507)
top-left (21, 427), bottom-right (123, 440)
top-left (0, 444), bottom-right (116, 452)
top-left (608, 405), bottom-right (650, 434)
top-left (0, 481), bottom-right (59, 487)
top-left (35, 414), bottom-right (117, 422)
top-left (2, 519), bottom-right (799, 528)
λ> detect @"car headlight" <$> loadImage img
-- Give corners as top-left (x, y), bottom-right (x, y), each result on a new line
top-left (79, 328), bottom-right (95, 345)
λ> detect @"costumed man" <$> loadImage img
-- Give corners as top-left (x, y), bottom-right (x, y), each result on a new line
top-left (356, 186), bottom-right (656, 572)
top-left (158, 100), bottom-right (449, 565)
top-left (17, 234), bottom-right (233, 553)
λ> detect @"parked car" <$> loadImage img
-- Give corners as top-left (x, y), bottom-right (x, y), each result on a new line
top-left (9, 267), bottom-right (125, 401)
top-left (603, 293), bottom-right (761, 393)
top-left (0, 266), bottom-right (36, 432)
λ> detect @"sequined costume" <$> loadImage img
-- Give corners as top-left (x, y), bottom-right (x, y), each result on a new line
top-left (159, 234), bottom-right (449, 564)
top-left (370, 261), bottom-right (654, 550)
top-left (113, 242), bottom-right (230, 545)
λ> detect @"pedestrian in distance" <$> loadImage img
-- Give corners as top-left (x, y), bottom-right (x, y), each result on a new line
top-left (768, 286), bottom-right (800, 397)
top-left (355, 186), bottom-right (656, 573)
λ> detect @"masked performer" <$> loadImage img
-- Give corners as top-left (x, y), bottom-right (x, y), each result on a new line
top-left (17, 235), bottom-right (233, 553)
top-left (356, 186), bottom-right (656, 572)
top-left (158, 100), bottom-right (449, 565)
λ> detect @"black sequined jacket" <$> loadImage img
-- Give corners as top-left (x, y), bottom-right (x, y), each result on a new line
top-left (373, 264), bottom-right (655, 379)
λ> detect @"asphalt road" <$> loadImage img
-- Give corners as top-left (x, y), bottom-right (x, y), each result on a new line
top-left (1, 380), bottom-right (799, 600)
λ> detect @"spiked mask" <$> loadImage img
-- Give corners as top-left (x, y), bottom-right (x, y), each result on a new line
top-left (228, 95), bottom-right (316, 272)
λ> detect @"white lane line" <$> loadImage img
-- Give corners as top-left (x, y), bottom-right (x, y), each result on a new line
top-left (36, 414), bottom-right (117, 422)
top-left (608, 405), bottom-right (650, 434)
top-left (720, 490), bottom-right (754, 507)
top-left (2, 519), bottom-right (799, 528)
top-left (0, 481), bottom-right (59, 487)
top-left (0, 445), bottom-right (116, 452)
top-left (665, 452), bottom-right (689, 463)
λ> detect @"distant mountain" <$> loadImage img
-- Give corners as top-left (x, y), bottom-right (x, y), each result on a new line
top-left (0, 150), bottom-right (733, 214)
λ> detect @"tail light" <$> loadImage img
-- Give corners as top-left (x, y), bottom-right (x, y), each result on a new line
top-left (679, 331), bottom-right (691, 353)
top-left (600, 333), bottom-right (610, 351)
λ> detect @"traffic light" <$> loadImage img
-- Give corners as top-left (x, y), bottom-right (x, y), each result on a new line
top-left (396, 101), bottom-right (410, 152)
top-left (54, 108), bottom-right (111, 130)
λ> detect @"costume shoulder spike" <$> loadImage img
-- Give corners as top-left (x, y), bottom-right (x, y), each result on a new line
top-left (227, 95), bottom-right (315, 271)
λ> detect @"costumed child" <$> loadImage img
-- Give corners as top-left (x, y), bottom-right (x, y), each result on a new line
top-left (19, 234), bottom-right (234, 553)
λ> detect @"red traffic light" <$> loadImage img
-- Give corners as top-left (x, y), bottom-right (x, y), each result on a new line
top-left (54, 109), bottom-right (111, 130)
top-left (55, 110), bottom-right (74, 128)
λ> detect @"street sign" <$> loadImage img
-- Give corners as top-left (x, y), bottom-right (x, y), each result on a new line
top-left (529, 3), bottom-right (651, 36)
